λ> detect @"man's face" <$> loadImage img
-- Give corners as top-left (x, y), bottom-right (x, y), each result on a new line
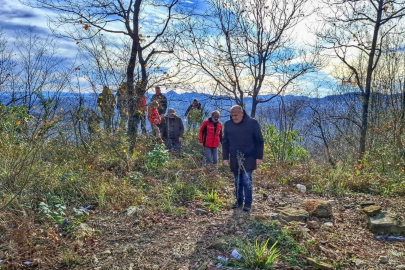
top-left (231, 109), bottom-right (244, 124)
top-left (155, 88), bottom-right (161, 95)
top-left (168, 114), bottom-right (175, 118)
top-left (212, 114), bottom-right (219, 122)
top-left (193, 100), bottom-right (198, 106)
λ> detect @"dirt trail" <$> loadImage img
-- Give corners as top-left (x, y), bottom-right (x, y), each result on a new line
top-left (82, 182), bottom-right (405, 270)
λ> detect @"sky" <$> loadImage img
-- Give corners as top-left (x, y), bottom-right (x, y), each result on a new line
top-left (0, 0), bottom-right (339, 97)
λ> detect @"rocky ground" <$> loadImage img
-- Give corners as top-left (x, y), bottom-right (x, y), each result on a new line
top-left (1, 176), bottom-right (405, 269)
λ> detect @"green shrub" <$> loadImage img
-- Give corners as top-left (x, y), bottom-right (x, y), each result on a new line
top-left (236, 239), bottom-right (280, 270)
top-left (145, 143), bottom-right (170, 172)
top-left (262, 124), bottom-right (308, 163)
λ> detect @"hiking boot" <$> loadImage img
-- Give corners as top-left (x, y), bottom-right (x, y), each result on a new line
top-left (243, 205), bottom-right (251, 212)
top-left (232, 202), bottom-right (243, 209)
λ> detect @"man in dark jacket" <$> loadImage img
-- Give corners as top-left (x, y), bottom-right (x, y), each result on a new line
top-left (185, 98), bottom-right (203, 130)
top-left (222, 105), bottom-right (264, 212)
top-left (151, 86), bottom-right (168, 116)
top-left (161, 108), bottom-right (184, 151)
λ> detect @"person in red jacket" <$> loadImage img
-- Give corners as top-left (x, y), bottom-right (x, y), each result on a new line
top-left (148, 100), bottom-right (161, 137)
top-left (199, 110), bottom-right (223, 165)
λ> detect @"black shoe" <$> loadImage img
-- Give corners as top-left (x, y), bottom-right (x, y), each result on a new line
top-left (232, 203), bottom-right (243, 209)
top-left (243, 205), bottom-right (251, 212)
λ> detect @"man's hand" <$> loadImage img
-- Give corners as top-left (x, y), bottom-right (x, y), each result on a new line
top-left (256, 159), bottom-right (262, 166)
top-left (223, 160), bottom-right (229, 166)
top-left (199, 142), bottom-right (203, 146)
top-left (179, 137), bottom-right (183, 142)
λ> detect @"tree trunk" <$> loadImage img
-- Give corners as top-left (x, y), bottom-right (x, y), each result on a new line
top-left (251, 96), bottom-right (257, 118)
top-left (127, 38), bottom-right (138, 151)
top-left (127, 0), bottom-right (142, 152)
top-left (359, 0), bottom-right (383, 160)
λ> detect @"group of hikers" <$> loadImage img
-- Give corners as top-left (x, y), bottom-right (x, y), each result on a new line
top-left (96, 85), bottom-right (264, 212)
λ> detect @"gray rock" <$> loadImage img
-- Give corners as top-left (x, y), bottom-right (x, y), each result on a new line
top-left (379, 255), bottom-right (389, 264)
top-left (76, 223), bottom-right (95, 238)
top-left (195, 208), bottom-right (209, 215)
top-left (307, 221), bottom-right (320, 229)
top-left (363, 205), bottom-right (382, 216)
top-left (396, 265), bottom-right (405, 269)
top-left (368, 212), bottom-right (405, 235)
top-left (276, 207), bottom-right (309, 223)
top-left (126, 206), bottom-right (140, 217)
top-left (303, 199), bottom-right (333, 218)
top-left (353, 258), bottom-right (366, 267)
top-left (360, 200), bottom-right (375, 208)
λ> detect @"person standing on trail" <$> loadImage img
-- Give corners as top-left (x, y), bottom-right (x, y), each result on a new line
top-left (222, 105), bottom-right (264, 212)
top-left (199, 110), bottom-right (223, 165)
top-left (161, 108), bottom-right (184, 152)
top-left (97, 86), bottom-right (115, 133)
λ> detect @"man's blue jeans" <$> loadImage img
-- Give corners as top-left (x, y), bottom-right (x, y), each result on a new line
top-left (233, 171), bottom-right (253, 206)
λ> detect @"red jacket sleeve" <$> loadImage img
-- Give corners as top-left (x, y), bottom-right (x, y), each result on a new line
top-left (147, 107), bottom-right (153, 124)
top-left (199, 121), bottom-right (208, 143)
top-left (139, 95), bottom-right (147, 111)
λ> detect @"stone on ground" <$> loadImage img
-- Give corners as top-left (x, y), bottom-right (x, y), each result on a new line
top-left (360, 200), bottom-right (375, 208)
top-left (195, 208), bottom-right (209, 215)
top-left (276, 207), bottom-right (309, 223)
top-left (126, 206), bottom-right (141, 217)
top-left (379, 256), bottom-right (389, 264)
top-left (363, 205), bottom-right (382, 216)
top-left (302, 199), bottom-right (333, 218)
top-left (368, 212), bottom-right (405, 235)
top-left (307, 220), bottom-right (320, 229)
top-left (208, 240), bottom-right (227, 250)
top-left (306, 257), bottom-right (334, 270)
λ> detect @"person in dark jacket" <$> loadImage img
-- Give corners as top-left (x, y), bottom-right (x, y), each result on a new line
top-left (161, 108), bottom-right (184, 151)
top-left (185, 99), bottom-right (202, 117)
top-left (222, 105), bottom-right (264, 212)
top-left (199, 111), bottom-right (223, 165)
top-left (150, 86), bottom-right (168, 116)
top-left (185, 98), bottom-right (203, 130)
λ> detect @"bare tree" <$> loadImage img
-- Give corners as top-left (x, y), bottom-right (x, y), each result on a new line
top-left (0, 29), bottom-right (15, 94)
top-left (317, 0), bottom-right (405, 158)
top-left (177, 0), bottom-right (321, 117)
top-left (24, 0), bottom-right (192, 149)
